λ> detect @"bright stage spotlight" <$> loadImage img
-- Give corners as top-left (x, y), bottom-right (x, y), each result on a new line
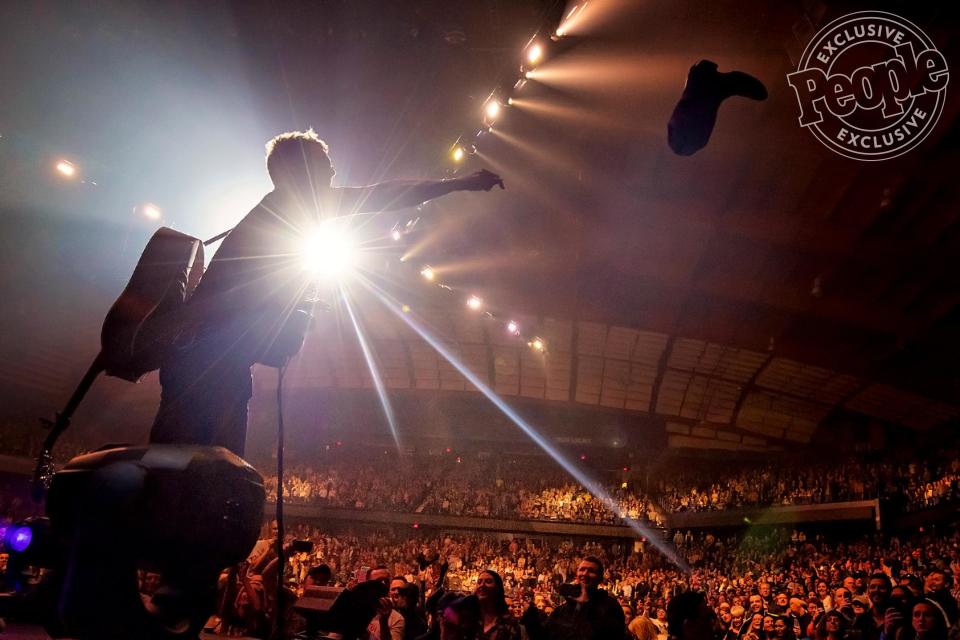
top-left (391, 228), bottom-right (402, 241)
top-left (420, 266), bottom-right (435, 281)
top-left (555, 2), bottom-right (584, 36)
top-left (452, 146), bottom-right (465, 163)
top-left (141, 203), bottom-right (162, 220)
top-left (507, 320), bottom-right (519, 335)
top-left (484, 100), bottom-right (501, 121)
top-left (466, 295), bottom-right (483, 311)
top-left (529, 337), bottom-right (545, 352)
top-left (55, 160), bottom-right (76, 178)
top-left (527, 43), bottom-right (544, 66)
top-left (300, 221), bottom-right (358, 279)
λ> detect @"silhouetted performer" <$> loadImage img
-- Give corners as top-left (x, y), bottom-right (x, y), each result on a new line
top-left (668, 60), bottom-right (767, 156)
top-left (150, 129), bottom-right (504, 456)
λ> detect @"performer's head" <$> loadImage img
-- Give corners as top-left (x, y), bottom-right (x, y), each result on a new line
top-left (265, 128), bottom-right (335, 191)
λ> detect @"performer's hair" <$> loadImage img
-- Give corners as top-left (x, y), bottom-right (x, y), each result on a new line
top-left (265, 128), bottom-right (331, 185)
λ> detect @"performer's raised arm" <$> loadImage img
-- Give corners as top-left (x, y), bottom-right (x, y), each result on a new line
top-left (335, 168), bottom-right (504, 213)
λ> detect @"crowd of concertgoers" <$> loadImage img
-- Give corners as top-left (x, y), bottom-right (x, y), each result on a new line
top-left (194, 522), bottom-right (960, 640)
top-left (2, 440), bottom-right (960, 639)
top-left (1, 424), bottom-right (958, 519)
top-left (264, 458), bottom-right (665, 526)
top-left (262, 461), bottom-right (442, 513)
top-left (4, 457), bottom-right (960, 640)
top-left (897, 462), bottom-right (960, 513)
top-left (259, 450), bottom-right (960, 524)
top-left (654, 462), bottom-right (880, 512)
top-left (655, 458), bottom-right (960, 515)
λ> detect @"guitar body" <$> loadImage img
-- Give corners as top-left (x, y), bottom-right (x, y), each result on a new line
top-left (101, 227), bottom-right (205, 381)
top-left (34, 227), bottom-right (206, 499)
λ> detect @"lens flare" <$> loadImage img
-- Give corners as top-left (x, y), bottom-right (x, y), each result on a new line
top-left (341, 289), bottom-right (401, 449)
top-left (300, 221), bottom-right (358, 278)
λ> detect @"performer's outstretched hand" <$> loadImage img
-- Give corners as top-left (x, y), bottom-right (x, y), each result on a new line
top-left (458, 168), bottom-right (505, 191)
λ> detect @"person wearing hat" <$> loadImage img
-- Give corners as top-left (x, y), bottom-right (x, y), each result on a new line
top-left (851, 595), bottom-right (871, 619)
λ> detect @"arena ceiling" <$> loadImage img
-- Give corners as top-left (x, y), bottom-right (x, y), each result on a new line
top-left (1, 0), bottom-right (959, 450)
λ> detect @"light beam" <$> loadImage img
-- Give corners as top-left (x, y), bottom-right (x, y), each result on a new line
top-left (341, 289), bottom-right (402, 449)
top-left (359, 277), bottom-right (690, 571)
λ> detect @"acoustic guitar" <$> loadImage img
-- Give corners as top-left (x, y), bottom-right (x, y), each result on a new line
top-left (32, 226), bottom-right (206, 499)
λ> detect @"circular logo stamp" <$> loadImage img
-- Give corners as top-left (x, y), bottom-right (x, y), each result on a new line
top-left (786, 11), bottom-right (949, 161)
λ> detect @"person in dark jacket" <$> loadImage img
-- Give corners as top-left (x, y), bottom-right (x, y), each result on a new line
top-left (540, 556), bottom-right (627, 640)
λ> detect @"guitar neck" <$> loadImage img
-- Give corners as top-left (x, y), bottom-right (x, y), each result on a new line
top-left (33, 353), bottom-right (105, 502)
top-left (43, 353), bottom-right (105, 446)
